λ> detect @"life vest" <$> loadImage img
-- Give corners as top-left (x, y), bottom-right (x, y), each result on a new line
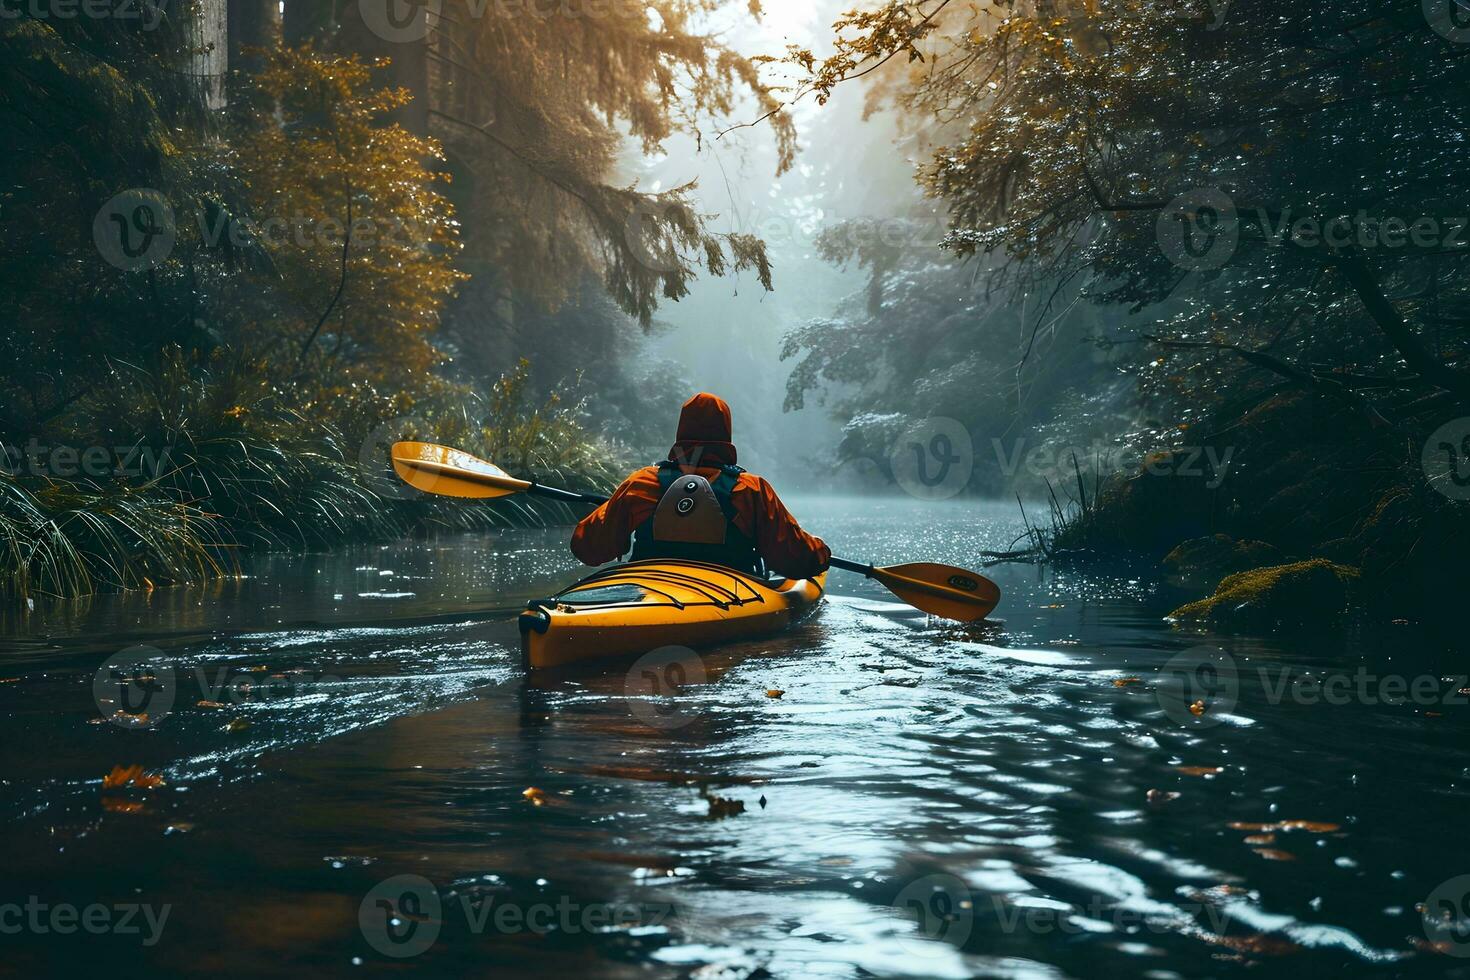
top-left (630, 460), bottom-right (763, 574)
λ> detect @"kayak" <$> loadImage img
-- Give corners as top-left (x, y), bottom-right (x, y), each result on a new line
top-left (518, 559), bottom-right (826, 670)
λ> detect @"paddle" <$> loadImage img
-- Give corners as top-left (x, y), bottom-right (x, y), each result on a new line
top-left (390, 441), bottom-right (1001, 622)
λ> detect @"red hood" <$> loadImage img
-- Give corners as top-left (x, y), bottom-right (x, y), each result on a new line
top-left (669, 392), bottom-right (737, 467)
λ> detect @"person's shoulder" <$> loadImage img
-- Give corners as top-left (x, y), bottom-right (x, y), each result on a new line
top-left (625, 464), bottom-right (663, 485)
top-left (733, 470), bottom-right (772, 493)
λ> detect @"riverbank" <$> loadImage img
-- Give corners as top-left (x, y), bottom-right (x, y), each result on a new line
top-left (1046, 390), bottom-right (1467, 632)
top-left (0, 355), bottom-right (617, 604)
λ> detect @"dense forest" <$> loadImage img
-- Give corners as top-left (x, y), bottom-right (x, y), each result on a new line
top-left (1, 0), bottom-right (791, 596)
top-left (4, 0), bottom-right (1468, 626)
top-left (778, 0), bottom-right (1470, 623)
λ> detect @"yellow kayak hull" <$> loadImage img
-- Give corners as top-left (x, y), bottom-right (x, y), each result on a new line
top-left (519, 560), bottom-right (826, 670)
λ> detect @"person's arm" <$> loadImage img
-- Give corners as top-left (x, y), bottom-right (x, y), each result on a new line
top-left (569, 470), bottom-right (654, 565)
top-left (749, 477), bottom-right (831, 579)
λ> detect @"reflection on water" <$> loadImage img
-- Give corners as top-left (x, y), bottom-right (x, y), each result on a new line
top-left (0, 497), bottom-right (1465, 977)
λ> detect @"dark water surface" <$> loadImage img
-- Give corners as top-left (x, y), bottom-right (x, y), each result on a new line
top-left (1, 497), bottom-right (1467, 977)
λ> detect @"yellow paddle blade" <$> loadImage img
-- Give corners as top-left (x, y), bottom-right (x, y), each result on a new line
top-left (390, 442), bottom-right (533, 499)
top-left (870, 562), bottom-right (1001, 622)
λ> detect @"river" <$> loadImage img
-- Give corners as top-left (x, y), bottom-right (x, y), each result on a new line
top-left (0, 497), bottom-right (1466, 977)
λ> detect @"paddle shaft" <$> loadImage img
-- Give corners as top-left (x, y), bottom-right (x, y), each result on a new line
top-left (524, 482), bottom-right (608, 506)
top-left (827, 556), bottom-right (875, 576)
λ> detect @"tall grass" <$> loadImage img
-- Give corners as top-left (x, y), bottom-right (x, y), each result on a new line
top-left (1, 352), bottom-right (621, 602)
top-left (1003, 453), bottom-right (1104, 563)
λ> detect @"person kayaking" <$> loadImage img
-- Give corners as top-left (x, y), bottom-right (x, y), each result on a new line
top-left (570, 393), bottom-right (831, 578)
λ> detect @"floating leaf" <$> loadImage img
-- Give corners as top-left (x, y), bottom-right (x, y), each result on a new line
top-left (1252, 848), bottom-right (1296, 861)
top-left (1229, 819), bottom-right (1341, 834)
top-left (1112, 677), bottom-right (1142, 687)
top-left (523, 787), bottom-right (547, 806)
top-left (707, 794), bottom-right (745, 818)
top-left (765, 689), bottom-right (784, 699)
top-left (225, 717), bottom-right (250, 733)
top-left (1189, 700), bottom-right (1207, 716)
top-left (1146, 788), bottom-right (1181, 804)
top-left (103, 764), bottom-right (144, 788)
top-left (1175, 766), bottom-right (1223, 777)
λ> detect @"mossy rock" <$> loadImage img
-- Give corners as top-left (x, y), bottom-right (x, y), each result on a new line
top-left (1168, 559), bottom-right (1360, 629)
top-left (1163, 534), bottom-right (1284, 590)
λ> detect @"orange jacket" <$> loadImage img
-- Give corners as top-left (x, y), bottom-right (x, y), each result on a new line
top-left (571, 394), bottom-right (831, 578)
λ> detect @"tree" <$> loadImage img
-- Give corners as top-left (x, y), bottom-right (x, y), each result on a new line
top-left (424, 0), bottom-right (794, 326)
top-left (785, 0), bottom-right (1470, 433)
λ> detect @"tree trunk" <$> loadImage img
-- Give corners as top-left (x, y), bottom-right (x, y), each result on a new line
top-left (191, 0), bottom-right (229, 109)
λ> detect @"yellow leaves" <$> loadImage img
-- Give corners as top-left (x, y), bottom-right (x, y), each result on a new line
top-left (102, 798), bottom-right (145, 814)
top-left (523, 787), bottom-right (547, 806)
top-left (1112, 677), bottom-right (1141, 687)
top-left (101, 765), bottom-right (165, 814)
top-left (1252, 848), bottom-right (1296, 861)
top-left (1229, 819), bottom-right (1341, 834)
top-left (225, 717), bottom-right (250, 733)
top-left (764, 689), bottom-right (785, 699)
top-left (103, 764), bottom-right (146, 788)
top-left (1188, 699), bottom-right (1207, 717)
top-left (1227, 818), bottom-right (1341, 861)
top-left (1175, 766), bottom-right (1222, 777)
